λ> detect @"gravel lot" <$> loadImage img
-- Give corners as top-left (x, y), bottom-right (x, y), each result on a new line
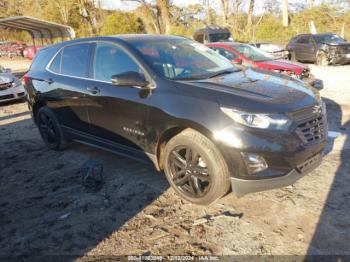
top-left (0, 58), bottom-right (349, 259)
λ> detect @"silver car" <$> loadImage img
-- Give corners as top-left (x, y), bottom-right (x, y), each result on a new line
top-left (0, 65), bottom-right (26, 103)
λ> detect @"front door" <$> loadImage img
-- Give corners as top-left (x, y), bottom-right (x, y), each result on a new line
top-left (85, 42), bottom-right (151, 153)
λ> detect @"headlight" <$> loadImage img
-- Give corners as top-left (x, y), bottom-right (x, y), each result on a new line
top-left (221, 107), bottom-right (292, 130)
top-left (12, 79), bottom-right (21, 87)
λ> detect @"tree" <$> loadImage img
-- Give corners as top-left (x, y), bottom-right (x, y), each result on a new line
top-left (122, 0), bottom-right (173, 34)
top-left (307, 0), bottom-right (314, 9)
top-left (232, 0), bottom-right (244, 14)
top-left (100, 11), bottom-right (144, 35)
top-left (247, 0), bottom-right (255, 37)
top-left (78, 0), bottom-right (98, 35)
top-left (282, 0), bottom-right (288, 27)
top-left (263, 0), bottom-right (281, 14)
top-left (157, 0), bottom-right (171, 34)
top-left (221, 0), bottom-right (229, 26)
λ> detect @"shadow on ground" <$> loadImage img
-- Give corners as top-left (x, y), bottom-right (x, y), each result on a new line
top-left (307, 98), bottom-right (350, 256)
top-left (0, 114), bottom-right (169, 260)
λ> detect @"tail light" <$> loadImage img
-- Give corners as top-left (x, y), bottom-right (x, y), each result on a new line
top-left (22, 73), bottom-right (30, 86)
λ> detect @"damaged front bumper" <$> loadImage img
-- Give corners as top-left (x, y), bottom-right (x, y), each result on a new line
top-left (231, 153), bottom-right (323, 197)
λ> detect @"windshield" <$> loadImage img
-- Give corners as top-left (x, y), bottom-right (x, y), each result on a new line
top-left (209, 33), bottom-right (231, 42)
top-left (132, 38), bottom-right (236, 80)
top-left (314, 34), bottom-right (346, 44)
top-left (233, 44), bottom-right (275, 62)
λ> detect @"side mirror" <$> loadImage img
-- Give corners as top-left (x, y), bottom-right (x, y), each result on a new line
top-left (232, 58), bottom-right (242, 65)
top-left (310, 79), bottom-right (323, 91)
top-left (111, 72), bottom-right (150, 89)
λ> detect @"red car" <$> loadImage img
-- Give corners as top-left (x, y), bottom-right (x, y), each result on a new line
top-left (23, 45), bottom-right (43, 60)
top-left (207, 42), bottom-right (312, 80)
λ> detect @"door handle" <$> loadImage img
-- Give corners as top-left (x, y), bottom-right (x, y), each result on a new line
top-left (87, 86), bottom-right (100, 94)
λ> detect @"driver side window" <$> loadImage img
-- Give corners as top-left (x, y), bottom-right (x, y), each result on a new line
top-left (93, 43), bottom-right (142, 82)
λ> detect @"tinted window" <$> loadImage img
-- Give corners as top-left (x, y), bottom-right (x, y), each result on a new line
top-left (212, 47), bottom-right (237, 60)
top-left (296, 36), bottom-right (310, 44)
top-left (209, 33), bottom-right (231, 42)
top-left (93, 43), bottom-right (141, 82)
top-left (49, 50), bottom-right (62, 73)
top-left (234, 44), bottom-right (275, 62)
top-left (314, 34), bottom-right (346, 44)
top-left (61, 43), bottom-right (91, 77)
top-left (31, 47), bottom-right (56, 72)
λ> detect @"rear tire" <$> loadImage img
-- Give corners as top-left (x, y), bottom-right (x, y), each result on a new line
top-left (163, 129), bottom-right (231, 205)
top-left (290, 51), bottom-right (297, 62)
top-left (36, 107), bottom-right (67, 150)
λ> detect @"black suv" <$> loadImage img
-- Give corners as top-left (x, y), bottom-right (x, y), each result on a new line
top-left (24, 35), bottom-right (327, 205)
top-left (287, 33), bottom-right (350, 65)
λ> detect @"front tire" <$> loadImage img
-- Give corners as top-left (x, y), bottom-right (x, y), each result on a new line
top-left (36, 107), bottom-right (67, 150)
top-left (316, 51), bottom-right (329, 66)
top-left (163, 129), bottom-right (231, 205)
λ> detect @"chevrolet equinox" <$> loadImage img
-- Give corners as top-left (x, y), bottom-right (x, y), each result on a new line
top-left (24, 35), bottom-right (327, 205)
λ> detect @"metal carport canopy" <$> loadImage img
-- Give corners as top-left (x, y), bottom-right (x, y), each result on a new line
top-left (0, 16), bottom-right (75, 42)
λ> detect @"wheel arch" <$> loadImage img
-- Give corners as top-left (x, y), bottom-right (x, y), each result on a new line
top-left (156, 123), bottom-right (213, 171)
top-left (32, 99), bottom-right (47, 124)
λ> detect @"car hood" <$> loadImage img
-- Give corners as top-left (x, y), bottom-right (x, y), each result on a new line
top-left (328, 43), bottom-right (350, 52)
top-left (181, 67), bottom-right (319, 113)
top-left (0, 73), bottom-right (15, 84)
top-left (255, 59), bottom-right (307, 74)
top-left (260, 44), bottom-right (285, 53)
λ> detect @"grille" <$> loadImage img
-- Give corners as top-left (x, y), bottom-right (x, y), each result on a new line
top-left (0, 94), bottom-right (14, 100)
top-left (0, 82), bottom-right (13, 91)
top-left (296, 115), bottom-right (326, 145)
top-left (289, 103), bottom-right (327, 146)
top-left (287, 104), bottom-right (322, 121)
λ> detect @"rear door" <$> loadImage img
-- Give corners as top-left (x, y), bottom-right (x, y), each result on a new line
top-left (45, 43), bottom-right (94, 131)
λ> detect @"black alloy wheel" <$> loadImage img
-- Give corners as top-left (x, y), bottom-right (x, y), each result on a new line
top-left (37, 107), bottom-right (67, 150)
top-left (163, 129), bottom-right (231, 205)
top-left (169, 146), bottom-right (211, 198)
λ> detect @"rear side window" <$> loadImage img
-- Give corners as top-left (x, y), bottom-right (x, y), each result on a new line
top-left (296, 36), bottom-right (310, 44)
top-left (93, 42), bottom-right (142, 82)
top-left (60, 43), bottom-right (92, 77)
top-left (31, 47), bottom-right (57, 72)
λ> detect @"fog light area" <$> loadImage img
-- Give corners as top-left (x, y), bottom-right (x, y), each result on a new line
top-left (241, 152), bottom-right (268, 175)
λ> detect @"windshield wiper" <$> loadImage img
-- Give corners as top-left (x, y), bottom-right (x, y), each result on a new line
top-left (174, 76), bottom-right (202, 81)
top-left (207, 70), bottom-right (237, 79)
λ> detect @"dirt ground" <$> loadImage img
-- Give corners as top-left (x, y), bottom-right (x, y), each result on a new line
top-left (0, 58), bottom-right (350, 259)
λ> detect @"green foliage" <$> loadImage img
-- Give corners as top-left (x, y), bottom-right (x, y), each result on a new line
top-left (254, 15), bottom-right (293, 44)
top-left (290, 5), bottom-right (340, 35)
top-left (0, 0), bottom-right (349, 45)
top-left (100, 11), bottom-right (145, 36)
